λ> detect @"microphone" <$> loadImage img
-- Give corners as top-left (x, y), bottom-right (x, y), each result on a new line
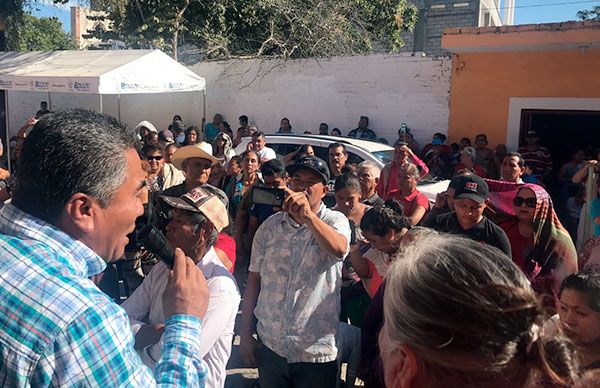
top-left (137, 224), bottom-right (175, 269)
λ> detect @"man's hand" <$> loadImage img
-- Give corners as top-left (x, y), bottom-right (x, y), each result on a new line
top-left (434, 192), bottom-right (447, 209)
top-left (282, 187), bottom-right (313, 224)
top-left (26, 117), bottom-right (37, 127)
top-left (0, 168), bottom-right (10, 181)
top-left (162, 248), bottom-right (209, 320)
top-left (134, 323), bottom-right (165, 350)
top-left (239, 335), bottom-right (259, 367)
top-left (400, 145), bottom-right (413, 157)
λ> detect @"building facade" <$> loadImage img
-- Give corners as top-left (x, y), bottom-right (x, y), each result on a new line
top-left (401, 0), bottom-right (509, 56)
top-left (442, 21), bottom-right (600, 158)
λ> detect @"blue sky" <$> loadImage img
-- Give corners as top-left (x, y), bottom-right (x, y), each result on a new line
top-left (31, 0), bottom-right (600, 33)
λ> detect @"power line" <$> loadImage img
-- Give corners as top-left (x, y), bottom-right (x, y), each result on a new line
top-left (482, 0), bottom-right (599, 11)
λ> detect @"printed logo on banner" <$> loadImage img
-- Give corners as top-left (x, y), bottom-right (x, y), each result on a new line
top-left (168, 82), bottom-right (183, 89)
top-left (0, 79), bottom-right (13, 89)
top-left (34, 81), bottom-right (50, 90)
top-left (71, 81), bottom-right (91, 92)
top-left (51, 82), bottom-right (67, 90)
top-left (121, 82), bottom-right (140, 90)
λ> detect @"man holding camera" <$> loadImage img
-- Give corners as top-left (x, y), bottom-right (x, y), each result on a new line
top-left (239, 155), bottom-right (351, 388)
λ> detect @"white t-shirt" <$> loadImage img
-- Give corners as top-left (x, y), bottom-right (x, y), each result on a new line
top-left (257, 146), bottom-right (276, 161)
top-left (122, 247), bottom-right (240, 388)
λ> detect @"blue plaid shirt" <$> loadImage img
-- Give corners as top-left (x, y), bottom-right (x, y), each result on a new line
top-left (0, 203), bottom-right (207, 387)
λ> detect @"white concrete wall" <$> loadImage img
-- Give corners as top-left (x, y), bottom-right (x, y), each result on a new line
top-left (6, 53), bottom-right (451, 147)
top-left (191, 53), bottom-right (451, 146)
top-left (6, 90), bottom-right (204, 137)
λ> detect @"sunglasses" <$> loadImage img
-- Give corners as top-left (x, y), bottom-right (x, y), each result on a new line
top-left (147, 155), bottom-right (163, 161)
top-left (513, 196), bottom-right (536, 208)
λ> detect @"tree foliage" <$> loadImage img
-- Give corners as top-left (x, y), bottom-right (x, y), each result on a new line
top-left (5, 12), bottom-right (76, 51)
top-left (90, 0), bottom-right (418, 60)
top-left (577, 5), bottom-right (600, 21)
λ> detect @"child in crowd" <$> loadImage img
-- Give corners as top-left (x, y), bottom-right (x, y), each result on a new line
top-left (522, 165), bottom-right (539, 184)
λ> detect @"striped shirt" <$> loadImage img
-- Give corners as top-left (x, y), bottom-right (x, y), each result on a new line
top-left (0, 203), bottom-right (207, 387)
top-left (517, 146), bottom-right (552, 179)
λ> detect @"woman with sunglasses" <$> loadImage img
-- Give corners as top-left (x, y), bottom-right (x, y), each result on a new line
top-left (142, 145), bottom-right (185, 196)
top-left (499, 184), bottom-right (578, 304)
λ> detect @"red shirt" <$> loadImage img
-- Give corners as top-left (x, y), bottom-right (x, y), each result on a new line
top-left (383, 188), bottom-right (429, 218)
top-left (214, 232), bottom-right (236, 274)
top-left (375, 155), bottom-right (430, 198)
top-left (366, 260), bottom-right (385, 298)
top-left (500, 221), bottom-right (533, 271)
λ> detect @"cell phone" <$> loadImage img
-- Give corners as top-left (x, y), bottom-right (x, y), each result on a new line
top-left (251, 186), bottom-right (285, 207)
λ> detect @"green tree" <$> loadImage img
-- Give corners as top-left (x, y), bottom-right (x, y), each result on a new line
top-left (91, 0), bottom-right (418, 60)
top-left (577, 5), bottom-right (600, 21)
top-left (6, 12), bottom-right (76, 51)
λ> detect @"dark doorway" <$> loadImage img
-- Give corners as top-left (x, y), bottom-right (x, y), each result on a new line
top-left (520, 109), bottom-right (600, 169)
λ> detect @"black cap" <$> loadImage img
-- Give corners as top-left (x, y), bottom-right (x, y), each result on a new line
top-left (286, 155), bottom-right (330, 184)
top-left (453, 175), bottom-right (488, 204)
top-left (448, 174), bottom-right (469, 190)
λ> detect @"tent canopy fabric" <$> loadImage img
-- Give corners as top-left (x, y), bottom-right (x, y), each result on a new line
top-left (0, 50), bottom-right (205, 95)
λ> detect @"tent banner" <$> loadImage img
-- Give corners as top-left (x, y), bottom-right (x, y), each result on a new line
top-left (0, 76), bottom-right (99, 93)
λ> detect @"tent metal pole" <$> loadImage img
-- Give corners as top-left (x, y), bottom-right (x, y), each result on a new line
top-left (5, 91), bottom-right (11, 173)
top-left (203, 89), bottom-right (206, 122)
top-left (99, 94), bottom-right (103, 114)
top-left (47, 92), bottom-right (52, 111)
top-left (117, 94), bottom-right (121, 123)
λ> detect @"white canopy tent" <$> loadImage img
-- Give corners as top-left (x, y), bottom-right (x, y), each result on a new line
top-left (0, 50), bottom-right (206, 169)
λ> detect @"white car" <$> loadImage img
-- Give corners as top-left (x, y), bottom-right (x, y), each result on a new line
top-left (234, 134), bottom-right (449, 202)
top-left (234, 134), bottom-right (394, 168)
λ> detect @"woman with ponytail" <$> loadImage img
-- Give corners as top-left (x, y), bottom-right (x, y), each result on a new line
top-left (380, 233), bottom-right (579, 388)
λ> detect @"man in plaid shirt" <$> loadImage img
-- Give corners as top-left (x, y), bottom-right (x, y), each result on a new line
top-left (0, 109), bottom-right (209, 386)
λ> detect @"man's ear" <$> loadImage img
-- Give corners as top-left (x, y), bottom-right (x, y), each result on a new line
top-left (199, 221), bottom-right (215, 241)
top-left (61, 193), bottom-right (97, 234)
top-left (322, 183), bottom-right (329, 196)
top-left (374, 176), bottom-right (380, 185)
top-left (385, 344), bottom-right (419, 388)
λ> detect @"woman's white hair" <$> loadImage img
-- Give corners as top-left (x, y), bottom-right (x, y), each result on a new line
top-left (381, 233), bottom-right (577, 386)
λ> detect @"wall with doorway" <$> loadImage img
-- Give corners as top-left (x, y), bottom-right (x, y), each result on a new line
top-left (442, 21), bottom-right (600, 150)
top-left (447, 48), bottom-right (600, 149)
top-left (189, 53), bottom-right (451, 146)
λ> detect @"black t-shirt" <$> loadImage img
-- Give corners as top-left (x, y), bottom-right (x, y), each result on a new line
top-left (429, 212), bottom-right (512, 257)
top-left (323, 175), bottom-right (339, 208)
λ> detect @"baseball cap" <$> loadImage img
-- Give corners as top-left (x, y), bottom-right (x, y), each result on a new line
top-left (453, 175), bottom-right (489, 204)
top-left (286, 155), bottom-right (330, 184)
top-left (160, 187), bottom-right (229, 232)
top-left (170, 142), bottom-right (218, 170)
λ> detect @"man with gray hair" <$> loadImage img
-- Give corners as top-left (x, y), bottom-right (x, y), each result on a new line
top-left (0, 109), bottom-right (209, 385)
top-left (123, 187), bottom-right (240, 388)
top-left (358, 161), bottom-right (383, 207)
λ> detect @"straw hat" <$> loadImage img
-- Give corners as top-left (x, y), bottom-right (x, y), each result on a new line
top-left (170, 142), bottom-right (218, 170)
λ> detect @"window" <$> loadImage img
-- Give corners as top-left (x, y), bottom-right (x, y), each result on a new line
top-left (484, 12), bottom-right (491, 27)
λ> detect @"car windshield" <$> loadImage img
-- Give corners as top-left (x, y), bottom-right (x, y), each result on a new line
top-left (372, 150), bottom-right (394, 165)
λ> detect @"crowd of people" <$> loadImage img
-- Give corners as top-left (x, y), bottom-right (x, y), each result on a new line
top-left (0, 107), bottom-right (599, 388)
